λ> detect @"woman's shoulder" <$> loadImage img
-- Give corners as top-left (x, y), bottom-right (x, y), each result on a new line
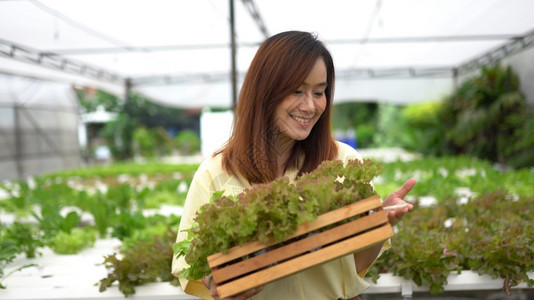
top-left (188, 153), bottom-right (229, 192)
top-left (196, 152), bottom-right (224, 175)
top-left (335, 140), bottom-right (363, 162)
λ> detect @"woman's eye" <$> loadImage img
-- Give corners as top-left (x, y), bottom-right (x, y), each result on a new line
top-left (294, 90), bottom-right (303, 95)
top-left (314, 92), bottom-right (325, 97)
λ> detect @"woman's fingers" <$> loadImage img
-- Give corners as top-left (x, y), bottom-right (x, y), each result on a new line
top-left (203, 274), bottom-right (264, 300)
top-left (384, 178), bottom-right (416, 206)
top-left (384, 178), bottom-right (417, 226)
top-left (202, 275), bottom-right (213, 289)
top-left (229, 286), bottom-right (264, 299)
top-left (393, 178), bottom-right (417, 199)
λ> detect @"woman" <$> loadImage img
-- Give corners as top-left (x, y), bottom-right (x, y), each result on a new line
top-left (172, 31), bottom-right (416, 300)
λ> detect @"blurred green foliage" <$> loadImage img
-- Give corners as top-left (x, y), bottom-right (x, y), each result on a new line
top-left (77, 88), bottom-right (200, 161)
top-left (48, 227), bottom-right (97, 255)
top-left (373, 156), bottom-right (534, 201)
top-left (369, 191), bottom-right (534, 295)
top-left (438, 64), bottom-right (534, 168)
top-left (332, 102), bottom-right (378, 148)
top-left (333, 64), bottom-right (533, 169)
top-left (175, 129), bottom-right (201, 155)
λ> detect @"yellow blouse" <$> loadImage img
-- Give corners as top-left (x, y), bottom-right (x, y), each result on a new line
top-left (171, 141), bottom-right (389, 300)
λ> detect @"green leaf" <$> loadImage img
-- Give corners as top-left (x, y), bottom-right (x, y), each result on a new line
top-left (177, 158), bottom-right (383, 279)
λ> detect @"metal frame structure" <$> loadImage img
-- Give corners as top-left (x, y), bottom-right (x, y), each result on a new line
top-left (3, 29), bottom-right (533, 96)
top-left (2, 0), bottom-right (534, 108)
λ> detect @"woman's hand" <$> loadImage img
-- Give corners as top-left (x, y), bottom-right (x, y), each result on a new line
top-left (382, 178), bottom-right (416, 226)
top-left (202, 275), bottom-right (264, 300)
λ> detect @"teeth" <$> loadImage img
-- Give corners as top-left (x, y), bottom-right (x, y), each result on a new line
top-left (292, 115), bottom-right (311, 123)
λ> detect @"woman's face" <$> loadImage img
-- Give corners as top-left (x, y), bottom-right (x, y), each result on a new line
top-left (274, 57), bottom-right (328, 142)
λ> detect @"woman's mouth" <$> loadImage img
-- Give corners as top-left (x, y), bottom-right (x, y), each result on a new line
top-left (290, 114), bottom-right (313, 126)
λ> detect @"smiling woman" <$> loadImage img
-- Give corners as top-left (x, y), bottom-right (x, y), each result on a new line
top-left (221, 31), bottom-right (338, 184)
top-left (171, 31), bottom-right (416, 300)
top-left (274, 58), bottom-right (328, 143)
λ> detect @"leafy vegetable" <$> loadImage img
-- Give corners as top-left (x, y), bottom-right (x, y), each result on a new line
top-left (32, 204), bottom-right (81, 239)
top-left (175, 158), bottom-right (384, 280)
top-left (369, 191), bottom-right (534, 295)
top-left (41, 162), bottom-right (199, 179)
top-left (111, 210), bottom-right (146, 241)
top-left (2, 157), bottom-right (532, 297)
top-left (0, 240), bottom-right (36, 289)
top-left (373, 156), bottom-right (534, 200)
top-left (2, 222), bottom-right (44, 258)
top-left (98, 227), bottom-right (179, 297)
top-left (0, 240), bottom-right (19, 289)
top-left (48, 227), bottom-right (97, 254)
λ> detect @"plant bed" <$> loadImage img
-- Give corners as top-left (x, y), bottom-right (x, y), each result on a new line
top-left (3, 156), bottom-right (532, 298)
top-left (208, 195), bottom-right (392, 298)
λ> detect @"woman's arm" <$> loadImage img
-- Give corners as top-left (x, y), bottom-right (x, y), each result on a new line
top-left (171, 162), bottom-right (215, 298)
top-left (354, 178), bottom-right (416, 274)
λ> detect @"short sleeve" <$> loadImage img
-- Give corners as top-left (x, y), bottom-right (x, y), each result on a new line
top-left (335, 141), bottom-right (363, 163)
top-left (171, 160), bottom-right (214, 300)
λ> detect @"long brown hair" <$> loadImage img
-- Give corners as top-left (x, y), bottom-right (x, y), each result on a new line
top-left (220, 31), bottom-right (337, 183)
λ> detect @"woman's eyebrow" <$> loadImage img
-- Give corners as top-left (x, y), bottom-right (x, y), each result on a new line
top-left (303, 81), bottom-right (328, 87)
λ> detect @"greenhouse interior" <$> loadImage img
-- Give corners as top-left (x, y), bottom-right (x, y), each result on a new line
top-left (1, 0), bottom-right (533, 299)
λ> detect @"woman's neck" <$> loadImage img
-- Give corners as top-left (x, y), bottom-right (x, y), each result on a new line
top-left (276, 136), bottom-right (296, 177)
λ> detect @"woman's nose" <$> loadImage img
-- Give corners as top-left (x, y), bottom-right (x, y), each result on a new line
top-left (299, 92), bottom-right (315, 112)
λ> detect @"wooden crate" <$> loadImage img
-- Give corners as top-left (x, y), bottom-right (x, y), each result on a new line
top-left (207, 194), bottom-right (393, 298)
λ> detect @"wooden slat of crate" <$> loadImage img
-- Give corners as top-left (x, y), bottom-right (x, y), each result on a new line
top-left (206, 195), bottom-right (392, 298)
top-left (208, 195), bottom-right (382, 268)
top-left (211, 209), bottom-right (387, 283)
top-left (216, 224), bottom-right (393, 298)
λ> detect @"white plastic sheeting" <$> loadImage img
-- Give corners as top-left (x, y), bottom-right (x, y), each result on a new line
top-left (0, 73), bottom-right (81, 181)
top-left (1, 0), bottom-right (534, 108)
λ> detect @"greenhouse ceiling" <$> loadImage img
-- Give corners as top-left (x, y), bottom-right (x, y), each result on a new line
top-left (1, 0), bottom-right (534, 108)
